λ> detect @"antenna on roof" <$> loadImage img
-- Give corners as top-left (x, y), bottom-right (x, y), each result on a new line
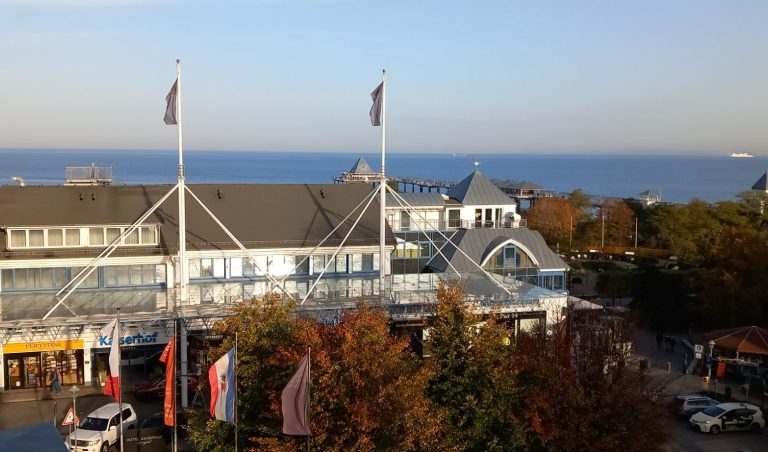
top-left (11, 176), bottom-right (25, 187)
top-left (473, 160), bottom-right (481, 172)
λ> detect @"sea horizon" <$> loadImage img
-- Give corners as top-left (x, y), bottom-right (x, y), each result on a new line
top-left (1, 148), bottom-right (765, 205)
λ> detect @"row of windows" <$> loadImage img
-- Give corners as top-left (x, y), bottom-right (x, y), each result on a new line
top-left (189, 254), bottom-right (377, 280)
top-left (7, 226), bottom-right (158, 249)
top-left (1, 264), bottom-right (165, 291)
top-left (392, 232), bottom-right (446, 260)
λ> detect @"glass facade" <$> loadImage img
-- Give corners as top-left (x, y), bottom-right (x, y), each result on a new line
top-left (1, 264), bottom-right (164, 292)
top-left (483, 243), bottom-right (565, 291)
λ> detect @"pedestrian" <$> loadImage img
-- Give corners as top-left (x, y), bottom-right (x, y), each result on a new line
top-left (656, 332), bottom-right (663, 350)
top-left (50, 368), bottom-right (62, 394)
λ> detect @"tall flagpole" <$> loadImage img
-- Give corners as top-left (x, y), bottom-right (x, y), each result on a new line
top-left (176, 59), bottom-right (187, 302)
top-left (378, 69), bottom-right (387, 302)
top-left (234, 332), bottom-right (238, 452)
top-left (306, 347), bottom-right (311, 452)
top-left (172, 319), bottom-right (178, 452)
top-left (117, 308), bottom-right (124, 452)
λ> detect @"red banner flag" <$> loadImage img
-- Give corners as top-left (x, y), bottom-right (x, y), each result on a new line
top-left (103, 374), bottom-right (120, 402)
top-left (159, 337), bottom-right (176, 426)
top-left (100, 319), bottom-right (121, 402)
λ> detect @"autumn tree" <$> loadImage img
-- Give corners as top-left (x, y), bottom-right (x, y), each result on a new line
top-left (695, 228), bottom-right (768, 328)
top-left (426, 284), bottom-right (525, 451)
top-left (187, 297), bottom-right (445, 452)
top-left (513, 323), bottom-right (668, 451)
top-left (186, 294), bottom-right (298, 452)
top-left (526, 197), bottom-right (582, 247)
top-left (284, 305), bottom-right (447, 451)
top-left (596, 199), bottom-right (635, 248)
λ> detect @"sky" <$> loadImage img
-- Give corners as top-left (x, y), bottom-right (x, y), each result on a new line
top-left (0, 0), bottom-right (766, 155)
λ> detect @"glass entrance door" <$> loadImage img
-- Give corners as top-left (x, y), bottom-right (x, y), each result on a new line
top-left (22, 355), bottom-right (41, 388)
top-left (6, 358), bottom-right (21, 389)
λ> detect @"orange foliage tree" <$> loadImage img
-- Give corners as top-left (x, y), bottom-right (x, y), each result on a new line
top-left (526, 197), bottom-right (582, 247)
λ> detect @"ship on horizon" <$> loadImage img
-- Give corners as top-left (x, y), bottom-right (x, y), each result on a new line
top-left (730, 152), bottom-right (755, 158)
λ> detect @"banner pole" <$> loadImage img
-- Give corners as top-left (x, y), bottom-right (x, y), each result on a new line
top-left (378, 69), bottom-right (387, 303)
top-left (117, 308), bottom-right (123, 452)
top-left (173, 319), bottom-right (178, 452)
top-left (235, 332), bottom-right (238, 452)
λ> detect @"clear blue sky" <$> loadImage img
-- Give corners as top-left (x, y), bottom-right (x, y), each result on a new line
top-left (1, 0), bottom-right (766, 154)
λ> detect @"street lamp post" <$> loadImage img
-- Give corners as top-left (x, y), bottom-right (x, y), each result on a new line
top-left (707, 340), bottom-right (716, 379)
top-left (70, 385), bottom-right (80, 452)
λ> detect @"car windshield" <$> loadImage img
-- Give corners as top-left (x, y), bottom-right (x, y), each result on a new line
top-left (701, 406), bottom-right (725, 417)
top-left (79, 416), bottom-right (109, 431)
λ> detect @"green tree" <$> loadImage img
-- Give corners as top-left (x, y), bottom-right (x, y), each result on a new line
top-left (595, 269), bottom-right (633, 306)
top-left (426, 284), bottom-right (525, 451)
top-left (696, 228), bottom-right (768, 328)
top-left (186, 294), bottom-right (298, 451)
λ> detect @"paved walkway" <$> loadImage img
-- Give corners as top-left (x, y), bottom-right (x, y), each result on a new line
top-left (633, 327), bottom-right (766, 407)
top-left (0, 384), bottom-right (103, 404)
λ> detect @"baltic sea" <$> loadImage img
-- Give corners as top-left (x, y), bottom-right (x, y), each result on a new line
top-left (1, 149), bottom-right (765, 204)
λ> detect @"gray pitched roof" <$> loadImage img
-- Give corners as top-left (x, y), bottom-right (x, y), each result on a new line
top-left (0, 183), bottom-right (394, 256)
top-left (425, 228), bottom-right (568, 273)
top-left (446, 171), bottom-right (512, 205)
top-left (349, 156), bottom-right (376, 174)
top-left (510, 180), bottom-right (544, 191)
top-left (752, 172), bottom-right (768, 191)
top-left (386, 192), bottom-right (445, 208)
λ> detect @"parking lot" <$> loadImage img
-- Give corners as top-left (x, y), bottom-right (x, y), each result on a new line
top-left (666, 411), bottom-right (767, 452)
top-left (0, 385), bottom-right (196, 450)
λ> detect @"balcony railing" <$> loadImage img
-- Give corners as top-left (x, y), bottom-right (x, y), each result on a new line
top-left (391, 218), bottom-right (525, 232)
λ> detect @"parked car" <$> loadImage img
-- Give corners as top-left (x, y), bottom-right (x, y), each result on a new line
top-left (689, 402), bottom-right (765, 434)
top-left (137, 411), bottom-right (189, 443)
top-left (133, 375), bottom-right (199, 400)
top-left (65, 403), bottom-right (138, 452)
top-left (668, 395), bottom-right (719, 417)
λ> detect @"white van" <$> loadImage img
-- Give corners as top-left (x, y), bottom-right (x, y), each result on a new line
top-left (66, 403), bottom-right (138, 452)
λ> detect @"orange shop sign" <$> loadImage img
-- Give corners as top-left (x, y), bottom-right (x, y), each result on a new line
top-left (3, 339), bottom-right (84, 354)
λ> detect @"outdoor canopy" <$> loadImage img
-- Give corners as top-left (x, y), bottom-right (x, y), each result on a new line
top-left (703, 325), bottom-right (768, 357)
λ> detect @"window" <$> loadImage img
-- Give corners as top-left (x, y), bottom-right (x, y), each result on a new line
top-left (295, 256), bottom-right (310, 275)
top-left (200, 259), bottom-right (214, 278)
top-left (71, 267), bottom-right (98, 288)
top-left (6, 225), bottom-right (158, 249)
top-left (106, 227), bottom-right (121, 244)
top-left (448, 209), bottom-right (461, 228)
top-left (29, 230), bottom-right (44, 247)
top-left (104, 264), bottom-right (161, 287)
top-left (10, 230), bottom-right (26, 248)
top-left (49, 229), bottom-right (64, 246)
top-left (230, 258), bottom-right (243, 277)
top-left (474, 209), bottom-right (482, 227)
top-left (335, 255), bottom-right (347, 273)
top-left (65, 229), bottom-right (81, 246)
top-left (140, 227), bottom-right (156, 244)
top-left (361, 254), bottom-right (374, 272)
top-left (124, 229), bottom-right (139, 245)
top-left (400, 211), bottom-right (410, 231)
top-left (89, 228), bottom-right (104, 246)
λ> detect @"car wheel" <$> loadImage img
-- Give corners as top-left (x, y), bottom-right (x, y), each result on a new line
top-left (709, 425), bottom-right (720, 435)
top-left (750, 422), bottom-right (763, 434)
top-left (101, 442), bottom-right (110, 452)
